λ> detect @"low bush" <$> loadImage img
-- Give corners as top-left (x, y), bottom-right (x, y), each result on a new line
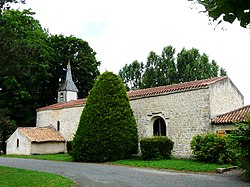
top-left (191, 133), bottom-right (230, 164)
top-left (140, 136), bottom-right (174, 160)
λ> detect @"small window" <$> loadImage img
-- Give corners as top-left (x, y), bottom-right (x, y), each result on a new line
top-left (57, 121), bottom-right (60, 131)
top-left (60, 93), bottom-right (64, 102)
top-left (153, 118), bottom-right (166, 136)
top-left (17, 139), bottom-right (19, 148)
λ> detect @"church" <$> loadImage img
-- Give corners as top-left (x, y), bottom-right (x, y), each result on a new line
top-left (7, 62), bottom-right (246, 157)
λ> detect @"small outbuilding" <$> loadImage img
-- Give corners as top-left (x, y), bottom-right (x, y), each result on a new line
top-left (212, 105), bottom-right (250, 136)
top-left (6, 127), bottom-right (66, 155)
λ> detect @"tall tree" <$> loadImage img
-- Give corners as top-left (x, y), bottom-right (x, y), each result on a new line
top-left (177, 48), bottom-right (201, 82)
top-left (119, 60), bottom-right (144, 90)
top-left (141, 51), bottom-right (161, 88)
top-left (176, 48), bottom-right (224, 82)
top-left (161, 46), bottom-right (177, 85)
top-left (46, 35), bottom-right (100, 104)
top-left (0, 9), bottom-right (100, 130)
top-left (0, 9), bottom-right (52, 127)
top-left (119, 45), bottom-right (226, 90)
top-left (190, 0), bottom-right (250, 28)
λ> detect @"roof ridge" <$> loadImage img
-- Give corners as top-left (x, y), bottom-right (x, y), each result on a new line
top-left (37, 76), bottom-right (227, 111)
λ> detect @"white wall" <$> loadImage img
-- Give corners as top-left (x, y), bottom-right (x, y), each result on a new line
top-left (209, 78), bottom-right (244, 118)
top-left (6, 129), bottom-right (31, 155)
top-left (31, 142), bottom-right (66, 154)
top-left (37, 106), bottom-right (84, 141)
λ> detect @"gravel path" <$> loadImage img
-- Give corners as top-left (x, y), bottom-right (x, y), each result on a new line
top-left (0, 157), bottom-right (249, 187)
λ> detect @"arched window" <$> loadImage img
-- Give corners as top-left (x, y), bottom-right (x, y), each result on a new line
top-left (57, 121), bottom-right (60, 131)
top-left (153, 118), bottom-right (166, 136)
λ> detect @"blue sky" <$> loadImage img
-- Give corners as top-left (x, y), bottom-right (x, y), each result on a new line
top-left (15, 0), bottom-right (250, 104)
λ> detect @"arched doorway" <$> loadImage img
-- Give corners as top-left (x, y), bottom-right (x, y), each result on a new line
top-left (153, 117), bottom-right (166, 136)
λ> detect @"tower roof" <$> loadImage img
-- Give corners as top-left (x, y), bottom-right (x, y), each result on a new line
top-left (58, 61), bottom-right (79, 92)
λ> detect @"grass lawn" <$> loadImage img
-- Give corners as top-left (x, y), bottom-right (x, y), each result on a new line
top-left (2, 154), bottom-right (232, 172)
top-left (0, 165), bottom-right (75, 187)
top-left (3, 153), bottom-right (73, 162)
top-left (110, 158), bottom-right (232, 172)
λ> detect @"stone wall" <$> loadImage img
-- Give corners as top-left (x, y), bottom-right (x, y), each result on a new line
top-left (209, 78), bottom-right (244, 118)
top-left (130, 88), bottom-right (211, 158)
top-left (36, 77), bottom-right (244, 158)
top-left (37, 106), bottom-right (84, 141)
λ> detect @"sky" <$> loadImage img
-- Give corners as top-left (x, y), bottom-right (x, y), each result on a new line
top-left (14, 0), bottom-right (250, 105)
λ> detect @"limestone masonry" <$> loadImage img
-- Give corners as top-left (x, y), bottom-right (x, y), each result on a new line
top-left (37, 76), bottom-right (243, 157)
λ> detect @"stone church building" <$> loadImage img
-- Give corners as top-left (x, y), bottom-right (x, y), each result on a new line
top-left (7, 62), bottom-right (245, 157)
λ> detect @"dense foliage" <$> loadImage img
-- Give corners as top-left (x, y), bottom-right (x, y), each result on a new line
top-left (0, 9), bottom-right (52, 128)
top-left (72, 72), bottom-right (138, 162)
top-left (191, 133), bottom-right (230, 164)
top-left (48, 35), bottom-right (100, 101)
top-left (0, 9), bottom-right (100, 149)
top-left (119, 45), bottom-right (226, 90)
top-left (140, 136), bottom-right (174, 160)
top-left (190, 0), bottom-right (250, 28)
top-left (230, 121), bottom-right (250, 180)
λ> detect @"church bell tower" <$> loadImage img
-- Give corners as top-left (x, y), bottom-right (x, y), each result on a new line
top-left (58, 61), bottom-right (79, 103)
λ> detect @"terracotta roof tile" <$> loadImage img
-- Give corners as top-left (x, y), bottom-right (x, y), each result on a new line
top-left (37, 76), bottom-right (227, 111)
top-left (19, 127), bottom-right (65, 142)
top-left (128, 76), bottom-right (227, 99)
top-left (37, 98), bottom-right (86, 111)
top-left (212, 105), bottom-right (250, 124)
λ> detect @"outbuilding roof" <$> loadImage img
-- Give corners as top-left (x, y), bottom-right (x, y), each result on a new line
top-left (212, 105), bottom-right (250, 124)
top-left (19, 127), bottom-right (65, 142)
top-left (37, 76), bottom-right (227, 111)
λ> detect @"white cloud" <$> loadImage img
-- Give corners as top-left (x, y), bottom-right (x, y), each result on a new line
top-left (15, 0), bottom-right (250, 104)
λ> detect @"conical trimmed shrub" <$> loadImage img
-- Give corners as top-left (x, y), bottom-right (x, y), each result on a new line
top-left (72, 71), bottom-right (138, 162)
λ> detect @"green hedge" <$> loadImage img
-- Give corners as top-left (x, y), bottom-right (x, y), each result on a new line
top-left (191, 133), bottom-right (231, 164)
top-left (140, 136), bottom-right (174, 160)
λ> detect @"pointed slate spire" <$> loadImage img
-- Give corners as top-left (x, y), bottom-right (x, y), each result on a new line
top-left (58, 61), bottom-right (79, 103)
top-left (58, 60), bottom-right (79, 92)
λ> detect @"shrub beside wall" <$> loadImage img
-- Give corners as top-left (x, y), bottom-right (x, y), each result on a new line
top-left (190, 133), bottom-right (230, 164)
top-left (140, 136), bottom-right (174, 160)
top-left (230, 121), bottom-right (250, 180)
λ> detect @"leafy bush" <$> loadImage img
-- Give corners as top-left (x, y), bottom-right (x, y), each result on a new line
top-left (230, 121), bottom-right (250, 180)
top-left (191, 133), bottom-right (230, 164)
top-left (140, 136), bottom-right (174, 160)
top-left (72, 71), bottom-right (138, 162)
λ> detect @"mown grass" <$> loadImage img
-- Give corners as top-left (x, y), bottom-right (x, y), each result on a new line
top-left (0, 165), bottom-right (75, 187)
top-left (3, 153), bottom-right (73, 162)
top-left (110, 158), bottom-right (232, 172)
top-left (2, 154), bottom-right (232, 172)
